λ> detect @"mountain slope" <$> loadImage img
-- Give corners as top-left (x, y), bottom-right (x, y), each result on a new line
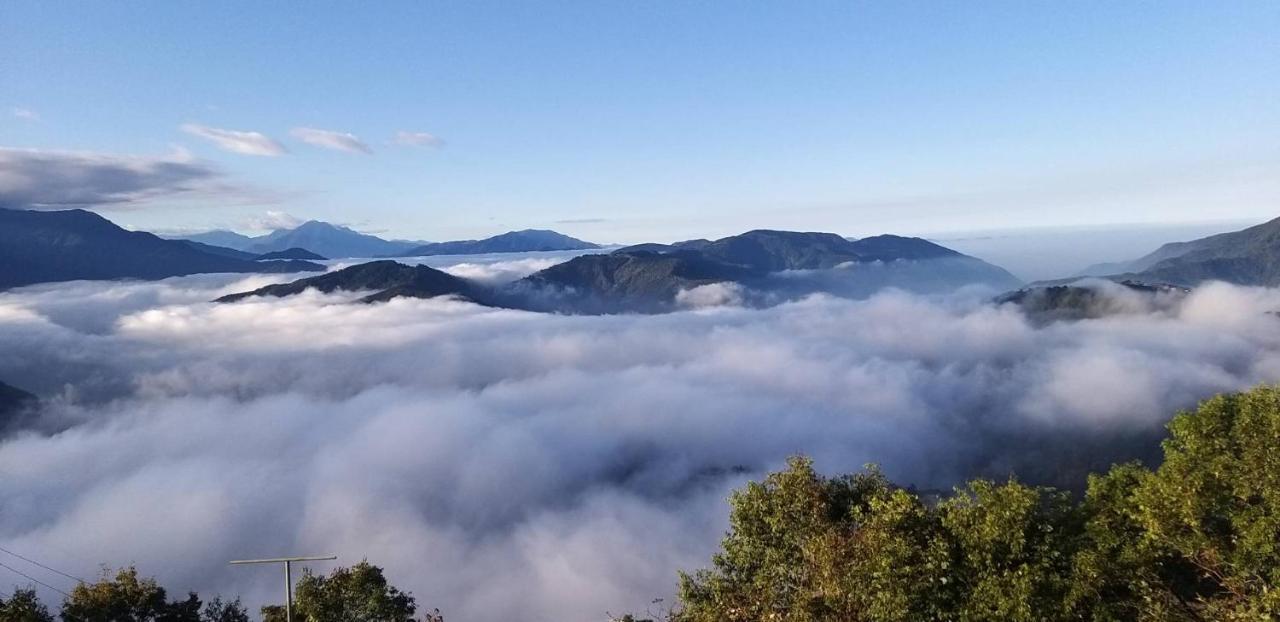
top-left (696, 230), bottom-right (863, 271)
top-left (846, 234), bottom-right (964, 262)
top-left (398, 229), bottom-right (599, 257)
top-left (246, 221), bottom-right (418, 258)
top-left (0, 209), bottom-right (324, 289)
top-left (216, 260), bottom-right (479, 304)
top-left (509, 250), bottom-right (756, 312)
top-left (1078, 217), bottom-right (1280, 280)
top-left (1078, 217), bottom-right (1280, 287)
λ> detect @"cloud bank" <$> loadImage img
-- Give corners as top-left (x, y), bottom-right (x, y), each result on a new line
top-left (0, 147), bottom-right (226, 210)
top-left (2, 264), bottom-right (1280, 621)
top-left (181, 124), bottom-right (288, 157)
top-left (291, 128), bottom-right (372, 154)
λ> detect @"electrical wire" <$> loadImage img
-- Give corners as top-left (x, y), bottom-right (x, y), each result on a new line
top-left (0, 560), bottom-right (72, 598)
top-left (0, 545), bottom-right (86, 584)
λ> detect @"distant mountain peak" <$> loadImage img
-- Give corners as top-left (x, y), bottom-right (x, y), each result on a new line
top-left (397, 229), bottom-right (600, 257)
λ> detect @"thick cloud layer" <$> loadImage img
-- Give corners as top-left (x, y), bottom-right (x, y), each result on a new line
top-left (2, 260), bottom-right (1279, 621)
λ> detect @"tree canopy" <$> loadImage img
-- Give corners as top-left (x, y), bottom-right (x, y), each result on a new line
top-left (0, 563), bottom-right (431, 622)
top-left (670, 385), bottom-right (1280, 621)
top-left (260, 562), bottom-right (418, 622)
top-left (0, 587), bottom-right (53, 622)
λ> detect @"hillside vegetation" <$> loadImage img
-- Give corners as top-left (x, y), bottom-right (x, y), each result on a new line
top-left (658, 384), bottom-right (1280, 621)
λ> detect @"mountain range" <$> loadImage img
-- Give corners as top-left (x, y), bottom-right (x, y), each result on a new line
top-left (219, 229), bottom-right (1023, 314)
top-left (0, 209), bottom-right (325, 290)
top-left (178, 221), bottom-right (422, 258)
top-left (176, 223), bottom-right (599, 259)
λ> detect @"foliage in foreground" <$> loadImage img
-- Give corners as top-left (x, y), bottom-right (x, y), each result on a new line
top-left (0, 563), bottom-right (439, 622)
top-left (669, 385), bottom-right (1280, 621)
top-left (260, 562), bottom-right (428, 622)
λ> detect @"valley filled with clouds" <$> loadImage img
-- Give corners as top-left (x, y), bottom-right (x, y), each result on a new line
top-left (3, 253), bottom-right (1280, 620)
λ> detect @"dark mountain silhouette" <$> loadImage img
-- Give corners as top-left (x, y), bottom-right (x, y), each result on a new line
top-left (396, 229), bottom-right (599, 257)
top-left (216, 260), bottom-right (480, 304)
top-left (256, 247), bottom-right (327, 261)
top-left (0, 209), bottom-right (325, 290)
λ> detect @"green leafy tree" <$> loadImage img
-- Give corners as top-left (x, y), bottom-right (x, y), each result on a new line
top-left (199, 597), bottom-right (248, 622)
top-left (670, 384), bottom-right (1280, 621)
top-left (261, 562), bottom-right (418, 622)
top-left (938, 479), bottom-right (1081, 621)
top-left (0, 587), bottom-right (53, 622)
top-left (1129, 387), bottom-right (1280, 618)
top-left (59, 567), bottom-right (201, 622)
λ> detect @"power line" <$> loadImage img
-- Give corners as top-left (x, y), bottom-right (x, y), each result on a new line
top-left (0, 545), bottom-right (86, 584)
top-left (0, 561), bottom-right (72, 598)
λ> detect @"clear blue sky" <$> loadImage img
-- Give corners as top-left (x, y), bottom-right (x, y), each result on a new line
top-left (2, 1), bottom-right (1277, 243)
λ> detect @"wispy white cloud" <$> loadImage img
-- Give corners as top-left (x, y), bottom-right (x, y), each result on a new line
top-left (181, 123), bottom-right (288, 157)
top-left (291, 127), bottom-right (372, 154)
top-left (11, 107), bottom-right (39, 121)
top-left (393, 131), bottom-right (444, 148)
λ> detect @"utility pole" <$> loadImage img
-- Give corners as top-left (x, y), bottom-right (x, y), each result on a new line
top-left (229, 555), bottom-right (337, 622)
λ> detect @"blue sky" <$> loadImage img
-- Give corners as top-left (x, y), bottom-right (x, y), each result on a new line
top-left (2, 1), bottom-right (1277, 243)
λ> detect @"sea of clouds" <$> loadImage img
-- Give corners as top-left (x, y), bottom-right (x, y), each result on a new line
top-left (3, 253), bottom-right (1280, 621)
